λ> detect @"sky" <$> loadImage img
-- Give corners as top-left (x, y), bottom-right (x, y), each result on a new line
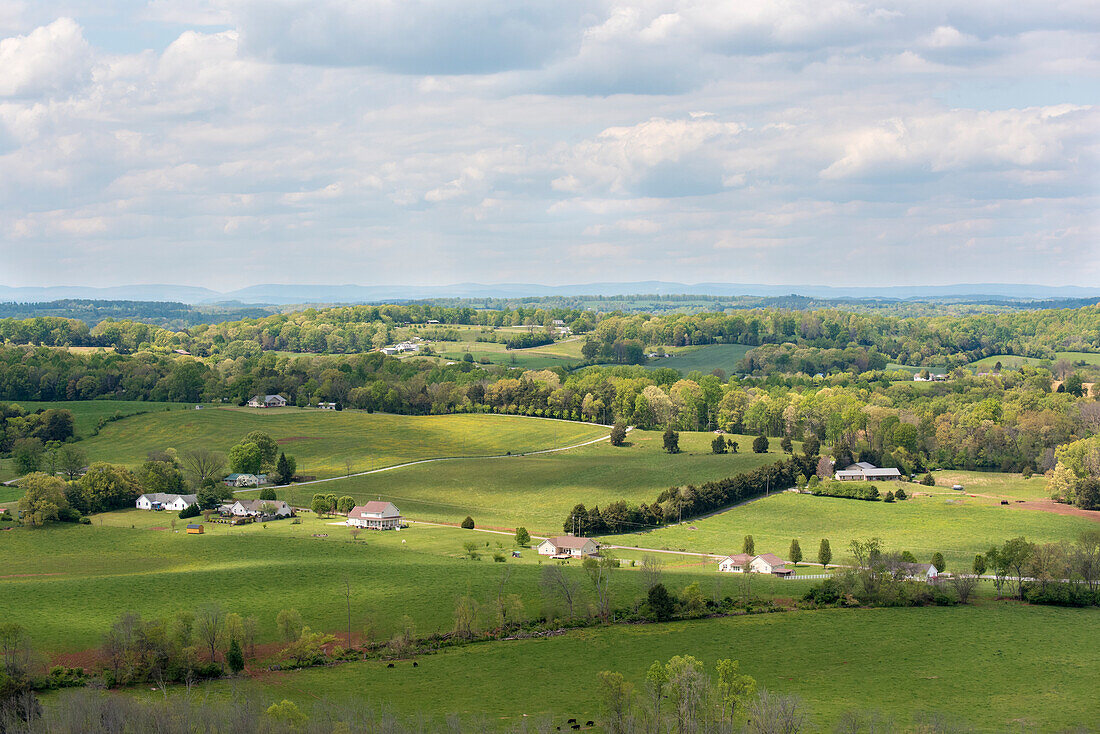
top-left (0, 0), bottom-right (1097, 291)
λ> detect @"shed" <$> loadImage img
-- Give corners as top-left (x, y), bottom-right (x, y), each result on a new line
top-left (186, 524), bottom-right (204, 534)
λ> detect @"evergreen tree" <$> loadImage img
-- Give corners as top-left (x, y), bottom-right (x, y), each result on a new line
top-left (711, 435), bottom-right (726, 454)
top-left (275, 453), bottom-right (291, 485)
top-left (752, 435), bottom-right (769, 453)
top-left (802, 435), bottom-right (820, 458)
top-left (742, 535), bottom-right (755, 555)
top-left (780, 436), bottom-right (793, 454)
top-left (789, 539), bottom-right (802, 564)
top-left (663, 425), bottom-right (680, 454)
top-left (646, 583), bottom-right (675, 622)
top-left (973, 554), bottom-right (986, 576)
top-left (227, 638), bottom-right (245, 674)
top-left (461, 516), bottom-right (475, 529)
top-left (818, 539), bottom-right (832, 567)
top-left (931, 552), bottom-right (947, 573)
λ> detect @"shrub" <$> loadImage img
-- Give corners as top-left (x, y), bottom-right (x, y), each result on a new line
top-left (492, 553), bottom-right (506, 562)
top-left (921, 473), bottom-right (935, 486)
top-left (894, 487), bottom-right (907, 500)
top-left (258, 487), bottom-right (277, 501)
top-left (609, 421), bottom-right (627, 447)
top-left (810, 481), bottom-right (882, 501)
top-left (883, 491), bottom-right (895, 503)
top-left (752, 435), bottom-right (769, 453)
top-left (179, 504), bottom-right (201, 519)
top-left (460, 516), bottom-right (475, 529)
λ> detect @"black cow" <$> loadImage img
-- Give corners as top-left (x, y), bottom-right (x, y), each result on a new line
top-left (412, 661), bottom-right (419, 667)
top-left (585, 722), bottom-right (594, 727)
top-left (386, 663), bottom-right (395, 668)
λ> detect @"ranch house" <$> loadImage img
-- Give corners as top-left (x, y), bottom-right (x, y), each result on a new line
top-left (247, 394), bottom-right (288, 408)
top-left (718, 553), bottom-right (793, 576)
top-left (537, 536), bottom-right (600, 558)
top-left (346, 501), bottom-right (403, 530)
top-left (136, 493), bottom-right (198, 511)
top-left (318, 402), bottom-right (337, 410)
top-left (221, 499), bottom-right (294, 519)
top-left (834, 462), bottom-right (902, 481)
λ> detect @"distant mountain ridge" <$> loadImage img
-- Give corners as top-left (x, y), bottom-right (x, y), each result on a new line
top-left (0, 282), bottom-right (1096, 305)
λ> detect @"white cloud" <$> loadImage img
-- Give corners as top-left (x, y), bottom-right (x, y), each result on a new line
top-left (0, 18), bottom-right (91, 97)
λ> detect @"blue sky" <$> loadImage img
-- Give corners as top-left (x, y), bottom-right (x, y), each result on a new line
top-left (0, 0), bottom-right (1097, 290)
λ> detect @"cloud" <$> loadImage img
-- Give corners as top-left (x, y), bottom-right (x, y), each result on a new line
top-left (229, 0), bottom-right (590, 74)
top-left (0, 17), bottom-right (91, 97)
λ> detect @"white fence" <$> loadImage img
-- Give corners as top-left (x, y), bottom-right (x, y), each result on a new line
top-left (783, 574), bottom-right (831, 580)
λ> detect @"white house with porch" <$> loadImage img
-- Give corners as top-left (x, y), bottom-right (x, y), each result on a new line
top-left (537, 536), bottom-right (600, 557)
top-left (136, 493), bottom-right (197, 511)
top-left (718, 552), bottom-right (793, 576)
top-left (346, 501), bottom-right (403, 530)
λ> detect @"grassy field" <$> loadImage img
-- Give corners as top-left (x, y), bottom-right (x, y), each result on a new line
top-left (967, 351), bottom-right (1100, 371)
top-left (1, 513), bottom-right (806, 654)
top-left (644, 344), bottom-right (752, 375)
top-left (4, 400), bottom-right (191, 438)
top-left (607, 486), bottom-right (1098, 571)
top-left (181, 604), bottom-right (1100, 731)
top-left (930, 469), bottom-right (1049, 500)
top-left (277, 430), bottom-right (785, 533)
top-left (76, 409), bottom-right (608, 478)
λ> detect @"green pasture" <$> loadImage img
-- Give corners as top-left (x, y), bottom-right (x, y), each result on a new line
top-left (966, 352), bottom-right (1100, 371)
top-left (277, 430), bottom-right (783, 533)
top-left (0, 513), bottom-right (806, 654)
top-left (186, 604), bottom-right (1100, 731)
top-left (644, 344), bottom-right (752, 375)
top-left (76, 410), bottom-right (607, 478)
top-left (608, 488), bottom-right (1098, 571)
top-left (3, 400), bottom-right (191, 438)
top-left (929, 469), bottom-right (1049, 500)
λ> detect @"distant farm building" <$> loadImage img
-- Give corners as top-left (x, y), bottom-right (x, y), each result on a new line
top-left (186, 524), bottom-right (204, 534)
top-left (717, 553), bottom-right (754, 572)
top-left (899, 562), bottom-right (939, 581)
top-left (346, 501), bottom-right (403, 530)
top-left (318, 402), bottom-right (337, 410)
top-left (834, 462), bottom-right (902, 481)
top-left (248, 394), bottom-right (287, 408)
top-left (136, 493), bottom-right (197, 511)
top-left (223, 473), bottom-right (261, 488)
top-left (537, 536), bottom-right (600, 558)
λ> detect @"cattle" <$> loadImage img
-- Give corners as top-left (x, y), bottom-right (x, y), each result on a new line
top-left (567, 719), bottom-right (576, 724)
top-left (413, 661), bottom-right (419, 667)
top-left (571, 726), bottom-right (580, 730)
top-left (586, 722), bottom-right (594, 727)
top-left (386, 663), bottom-right (395, 668)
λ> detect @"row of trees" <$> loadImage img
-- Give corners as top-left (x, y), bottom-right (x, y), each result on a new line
top-left (563, 455), bottom-right (816, 533)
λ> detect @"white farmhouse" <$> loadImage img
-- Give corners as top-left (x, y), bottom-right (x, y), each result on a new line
top-left (222, 499), bottom-right (293, 518)
top-left (346, 501), bottom-right (403, 530)
top-left (717, 553), bottom-right (754, 573)
top-left (537, 536), bottom-right (600, 557)
top-left (136, 493), bottom-right (198, 511)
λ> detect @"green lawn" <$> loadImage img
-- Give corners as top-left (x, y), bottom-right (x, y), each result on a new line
top-left (183, 604), bottom-right (1100, 731)
top-left (5, 400), bottom-right (192, 438)
top-left (278, 430), bottom-right (784, 533)
top-left (76, 409), bottom-right (608, 479)
top-left (0, 513), bottom-right (800, 654)
top-left (644, 344), bottom-right (752, 375)
top-left (607, 489), bottom-right (1098, 571)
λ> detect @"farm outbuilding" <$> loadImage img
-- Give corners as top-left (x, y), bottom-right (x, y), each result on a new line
top-left (186, 524), bottom-right (204, 534)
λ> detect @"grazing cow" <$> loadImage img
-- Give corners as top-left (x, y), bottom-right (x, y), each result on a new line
top-left (571, 726), bottom-right (580, 730)
top-left (567, 719), bottom-right (576, 724)
top-left (412, 661), bottom-right (418, 667)
top-left (386, 663), bottom-right (394, 668)
top-left (586, 722), bottom-right (594, 727)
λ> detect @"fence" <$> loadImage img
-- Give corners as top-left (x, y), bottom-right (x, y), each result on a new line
top-left (783, 574), bottom-right (831, 581)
